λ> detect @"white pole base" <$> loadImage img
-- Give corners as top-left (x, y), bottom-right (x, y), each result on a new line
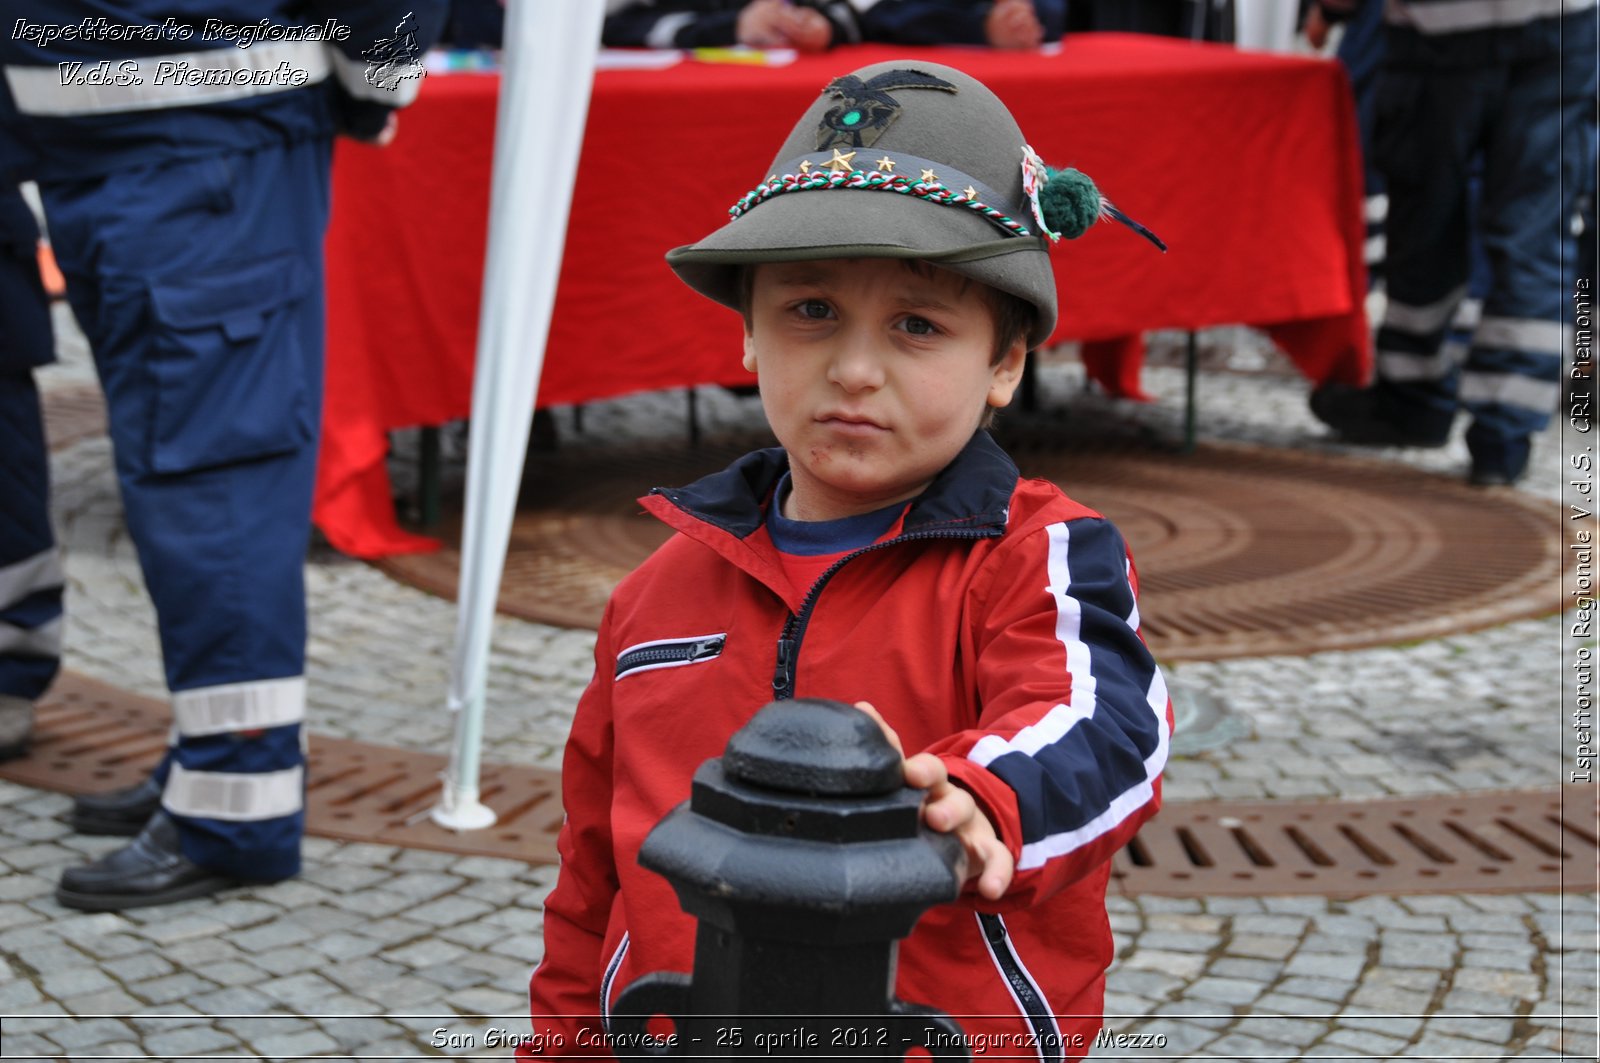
top-left (430, 792), bottom-right (499, 831)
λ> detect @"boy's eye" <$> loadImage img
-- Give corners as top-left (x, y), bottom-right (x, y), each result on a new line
top-left (902, 316), bottom-right (938, 336)
top-left (798, 300), bottom-right (833, 319)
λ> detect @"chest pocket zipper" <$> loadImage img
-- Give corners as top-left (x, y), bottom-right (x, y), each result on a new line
top-left (615, 634), bottom-right (727, 681)
top-left (978, 913), bottom-right (1063, 1063)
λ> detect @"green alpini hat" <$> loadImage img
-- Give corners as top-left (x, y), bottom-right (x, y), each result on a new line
top-left (667, 60), bottom-right (1163, 350)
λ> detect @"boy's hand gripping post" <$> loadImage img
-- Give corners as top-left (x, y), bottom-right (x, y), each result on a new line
top-left (611, 698), bottom-right (970, 1060)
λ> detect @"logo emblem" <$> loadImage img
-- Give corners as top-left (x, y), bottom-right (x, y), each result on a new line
top-left (817, 69), bottom-right (957, 150)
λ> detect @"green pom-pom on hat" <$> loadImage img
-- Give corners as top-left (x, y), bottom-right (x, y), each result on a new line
top-left (1039, 167), bottom-right (1101, 240)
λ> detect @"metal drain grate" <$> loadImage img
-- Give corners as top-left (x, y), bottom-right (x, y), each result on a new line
top-left (1, 673), bottom-right (562, 864)
top-left (377, 432), bottom-right (1565, 662)
top-left (1111, 786), bottom-right (1599, 897)
top-left (4, 673), bottom-right (1592, 896)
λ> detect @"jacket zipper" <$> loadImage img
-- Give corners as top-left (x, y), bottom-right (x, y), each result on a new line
top-left (771, 528), bottom-right (993, 701)
top-left (978, 913), bottom-right (1062, 1063)
top-left (616, 634), bottom-right (726, 680)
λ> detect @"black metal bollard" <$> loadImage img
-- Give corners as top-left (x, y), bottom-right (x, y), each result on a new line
top-left (611, 699), bottom-right (971, 1062)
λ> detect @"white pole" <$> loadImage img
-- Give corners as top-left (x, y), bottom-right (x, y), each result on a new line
top-left (433, 0), bottom-right (606, 830)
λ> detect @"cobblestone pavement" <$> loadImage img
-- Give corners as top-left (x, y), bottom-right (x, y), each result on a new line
top-left (1, 312), bottom-right (1594, 1060)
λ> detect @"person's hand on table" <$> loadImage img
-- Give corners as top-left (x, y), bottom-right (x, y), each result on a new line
top-left (985, 0), bottom-right (1044, 50)
top-left (739, 0), bottom-right (834, 51)
top-left (737, 0), bottom-right (796, 48)
top-left (777, 4), bottom-right (834, 52)
top-left (1302, 3), bottom-right (1331, 49)
top-left (855, 701), bottom-right (1016, 901)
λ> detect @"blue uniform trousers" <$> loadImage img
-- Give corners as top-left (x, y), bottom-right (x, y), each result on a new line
top-left (1371, 18), bottom-right (1597, 472)
top-left (0, 185), bottom-right (61, 705)
top-left (40, 138), bottom-right (331, 881)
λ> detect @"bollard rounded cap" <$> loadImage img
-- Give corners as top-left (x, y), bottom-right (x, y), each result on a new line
top-left (723, 699), bottom-right (903, 796)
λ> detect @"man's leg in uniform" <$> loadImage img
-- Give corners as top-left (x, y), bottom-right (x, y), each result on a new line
top-left (43, 139), bottom-right (332, 908)
top-left (1310, 61), bottom-right (1492, 449)
top-left (1459, 31), bottom-right (1597, 484)
top-left (0, 186), bottom-right (62, 760)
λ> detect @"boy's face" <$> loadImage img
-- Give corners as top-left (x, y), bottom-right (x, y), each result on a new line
top-left (743, 258), bottom-right (1026, 523)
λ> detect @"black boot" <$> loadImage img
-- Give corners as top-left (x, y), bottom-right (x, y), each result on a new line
top-left (70, 776), bottom-right (164, 836)
top-left (1309, 383), bottom-right (1454, 447)
top-left (56, 811), bottom-right (239, 911)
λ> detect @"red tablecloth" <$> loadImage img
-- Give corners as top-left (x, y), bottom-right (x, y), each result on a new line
top-left (318, 35), bottom-right (1369, 558)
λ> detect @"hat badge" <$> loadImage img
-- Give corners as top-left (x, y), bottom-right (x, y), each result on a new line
top-left (816, 69), bottom-right (957, 150)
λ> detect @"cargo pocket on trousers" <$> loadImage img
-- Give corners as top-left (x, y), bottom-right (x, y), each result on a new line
top-left (144, 251), bottom-right (314, 475)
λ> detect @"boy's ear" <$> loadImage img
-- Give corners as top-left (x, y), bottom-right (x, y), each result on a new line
top-left (987, 338), bottom-right (1028, 408)
top-left (742, 331), bottom-right (758, 374)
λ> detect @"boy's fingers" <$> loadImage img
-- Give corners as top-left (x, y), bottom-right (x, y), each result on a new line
top-left (976, 837), bottom-right (1016, 900)
top-left (854, 701), bottom-right (905, 756)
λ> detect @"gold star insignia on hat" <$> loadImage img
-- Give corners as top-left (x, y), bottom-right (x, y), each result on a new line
top-left (825, 148), bottom-right (857, 173)
top-left (920, 168), bottom-right (938, 184)
top-left (963, 186), bottom-right (978, 200)
top-left (875, 156), bottom-right (895, 173)
top-left (798, 159), bottom-right (813, 174)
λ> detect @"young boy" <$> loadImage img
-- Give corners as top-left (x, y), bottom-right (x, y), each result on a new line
top-left (524, 61), bottom-right (1172, 1059)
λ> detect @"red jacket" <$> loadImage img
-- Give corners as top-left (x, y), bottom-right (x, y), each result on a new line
top-left (524, 432), bottom-right (1172, 1061)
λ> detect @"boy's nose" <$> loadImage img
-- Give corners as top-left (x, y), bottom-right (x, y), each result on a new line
top-left (825, 330), bottom-right (886, 392)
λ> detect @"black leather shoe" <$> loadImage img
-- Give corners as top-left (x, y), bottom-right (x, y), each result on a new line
top-left (1309, 384), bottom-right (1453, 448)
top-left (55, 812), bottom-right (239, 911)
top-left (71, 776), bottom-right (163, 836)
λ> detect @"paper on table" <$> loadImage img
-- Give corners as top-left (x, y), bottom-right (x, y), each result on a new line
top-left (595, 47), bottom-right (686, 71)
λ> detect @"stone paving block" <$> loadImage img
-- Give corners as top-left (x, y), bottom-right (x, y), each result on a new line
top-left (355, 975), bottom-right (454, 1010)
top-left (1283, 951), bottom-right (1366, 981)
top-left (415, 962), bottom-right (489, 991)
top-left (31, 1016), bottom-right (137, 1051)
top-left (1403, 1031), bottom-right (1510, 1058)
top-left (1430, 1014), bottom-right (1517, 1045)
top-left (1104, 967), bottom-right (1187, 999)
top-left (191, 959), bottom-right (267, 987)
top-left (1184, 975), bottom-right (1267, 1006)
top-left (248, 1028), bottom-right (343, 1058)
top-left (1126, 930), bottom-right (1215, 954)
top-left (382, 937), bottom-right (468, 970)
top-left (1139, 1019), bottom-right (1217, 1055)
top-left (1335, 1010), bottom-right (1425, 1038)
top-left (300, 862), bottom-right (397, 894)
top-left (129, 971), bottom-right (217, 1006)
top-left (1120, 949), bottom-right (1207, 979)
top-left (250, 944), bottom-right (326, 978)
top-left (307, 929), bottom-right (387, 961)
top-left (1227, 934), bottom-right (1299, 960)
top-left (1452, 966), bottom-right (1542, 1000)
top-left (447, 985), bottom-right (529, 1018)
top-left (1101, 992), bottom-right (1156, 1018)
top-left (1198, 1031), bottom-right (1297, 1061)
top-left (1378, 934), bottom-right (1457, 970)
top-left (158, 936), bottom-right (248, 970)
top-left (0, 1034), bottom-right (61, 1058)
top-left (133, 912), bottom-right (231, 946)
top-left (1317, 1025), bottom-right (1411, 1056)
top-left (232, 917), bottom-right (319, 952)
top-left (57, 987), bottom-right (144, 1014)
top-left (100, 951), bottom-right (176, 983)
top-left (39, 965), bottom-right (115, 999)
top-left (143, 1023), bottom-right (243, 1057)
top-left (1207, 956), bottom-right (1282, 982)
top-left (405, 894), bottom-right (497, 928)
top-left (1275, 976), bottom-right (1353, 1002)
top-left (322, 956), bottom-right (408, 994)
top-left (201, 898), bottom-right (281, 929)
top-left (188, 984), bottom-right (275, 1015)
top-left (256, 971), bottom-right (344, 1008)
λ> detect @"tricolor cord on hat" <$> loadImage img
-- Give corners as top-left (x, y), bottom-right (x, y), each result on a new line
top-left (727, 143), bottom-right (1165, 253)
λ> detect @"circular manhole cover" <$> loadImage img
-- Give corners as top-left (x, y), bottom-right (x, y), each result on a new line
top-left (377, 433), bottom-right (1564, 662)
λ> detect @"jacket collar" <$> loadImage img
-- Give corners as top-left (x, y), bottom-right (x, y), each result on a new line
top-left (646, 430), bottom-right (1019, 540)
